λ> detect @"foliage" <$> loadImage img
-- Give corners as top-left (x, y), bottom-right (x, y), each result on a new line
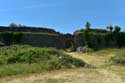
top-left (0, 63), bottom-right (53, 77)
top-left (0, 22), bottom-right (125, 50)
top-left (0, 45), bottom-right (86, 77)
top-left (84, 22), bottom-right (91, 47)
top-left (85, 22), bottom-right (91, 30)
top-left (0, 23), bottom-right (57, 34)
top-left (9, 23), bottom-right (18, 27)
top-left (114, 26), bottom-right (121, 33)
top-left (0, 32), bottom-right (23, 45)
top-left (111, 54), bottom-right (125, 65)
top-left (107, 25), bottom-right (113, 32)
top-left (0, 45), bottom-right (86, 68)
top-left (74, 22), bottom-right (125, 50)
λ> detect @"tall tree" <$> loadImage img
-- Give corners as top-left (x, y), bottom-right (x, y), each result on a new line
top-left (114, 26), bottom-right (121, 33)
top-left (84, 22), bottom-right (91, 48)
top-left (106, 25), bottom-right (113, 32)
top-left (85, 21), bottom-right (91, 30)
top-left (9, 23), bottom-right (18, 27)
top-left (113, 26), bottom-right (121, 47)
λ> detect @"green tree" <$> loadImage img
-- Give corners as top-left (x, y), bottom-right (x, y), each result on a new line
top-left (107, 25), bottom-right (113, 32)
top-left (85, 21), bottom-right (91, 30)
top-left (113, 26), bottom-right (121, 47)
top-left (114, 26), bottom-right (121, 33)
top-left (8, 23), bottom-right (19, 31)
top-left (84, 22), bottom-right (91, 48)
top-left (9, 23), bottom-right (18, 27)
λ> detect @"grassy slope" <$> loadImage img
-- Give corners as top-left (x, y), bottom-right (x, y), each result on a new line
top-left (0, 45), bottom-right (85, 77)
top-left (0, 48), bottom-right (125, 83)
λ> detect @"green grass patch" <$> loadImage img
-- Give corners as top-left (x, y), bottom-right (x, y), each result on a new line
top-left (0, 63), bottom-right (52, 77)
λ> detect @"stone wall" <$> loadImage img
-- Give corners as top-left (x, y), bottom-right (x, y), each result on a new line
top-left (20, 33), bottom-right (65, 49)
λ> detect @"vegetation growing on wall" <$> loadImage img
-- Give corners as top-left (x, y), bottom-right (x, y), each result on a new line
top-left (0, 22), bottom-right (125, 50)
top-left (0, 32), bottom-right (23, 45)
top-left (0, 23), bottom-right (58, 34)
top-left (74, 22), bottom-right (125, 50)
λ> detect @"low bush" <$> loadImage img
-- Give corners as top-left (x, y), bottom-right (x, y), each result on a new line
top-left (0, 45), bottom-right (86, 69)
top-left (0, 45), bottom-right (86, 77)
top-left (110, 54), bottom-right (125, 65)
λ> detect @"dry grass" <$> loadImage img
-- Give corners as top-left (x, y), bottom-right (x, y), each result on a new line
top-left (66, 52), bottom-right (109, 67)
top-left (0, 68), bottom-right (122, 83)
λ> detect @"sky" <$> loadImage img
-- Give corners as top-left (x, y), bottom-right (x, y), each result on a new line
top-left (0, 0), bottom-right (125, 33)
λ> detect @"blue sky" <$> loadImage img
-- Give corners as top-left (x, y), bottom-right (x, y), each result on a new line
top-left (0, 0), bottom-right (125, 33)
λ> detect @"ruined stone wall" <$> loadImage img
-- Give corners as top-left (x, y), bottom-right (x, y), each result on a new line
top-left (21, 33), bottom-right (65, 49)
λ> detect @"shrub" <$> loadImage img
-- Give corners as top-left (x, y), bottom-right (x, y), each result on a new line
top-left (0, 45), bottom-right (86, 69)
top-left (110, 54), bottom-right (125, 65)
